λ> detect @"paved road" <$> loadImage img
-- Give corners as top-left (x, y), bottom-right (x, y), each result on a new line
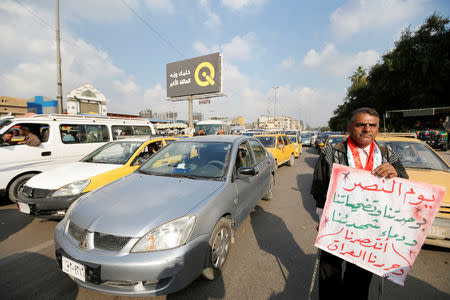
top-left (0, 148), bottom-right (449, 299)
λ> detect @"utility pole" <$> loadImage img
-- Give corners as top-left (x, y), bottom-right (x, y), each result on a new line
top-left (56, 0), bottom-right (63, 114)
top-left (272, 86), bottom-right (279, 128)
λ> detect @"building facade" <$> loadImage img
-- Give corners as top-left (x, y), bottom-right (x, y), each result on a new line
top-left (66, 83), bottom-right (107, 115)
top-left (257, 116), bottom-right (303, 130)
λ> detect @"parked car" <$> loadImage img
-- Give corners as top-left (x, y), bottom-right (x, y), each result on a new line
top-left (54, 135), bottom-right (276, 296)
top-left (254, 134), bottom-right (295, 167)
top-left (376, 136), bottom-right (450, 248)
top-left (16, 137), bottom-right (177, 219)
top-left (287, 135), bottom-right (302, 158)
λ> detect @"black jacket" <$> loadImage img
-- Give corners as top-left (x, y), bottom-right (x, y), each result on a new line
top-left (311, 139), bottom-right (408, 209)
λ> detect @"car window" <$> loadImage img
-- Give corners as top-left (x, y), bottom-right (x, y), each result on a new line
top-left (255, 136), bottom-right (275, 148)
top-left (141, 142), bottom-right (231, 179)
top-left (1, 123), bottom-right (48, 146)
top-left (288, 136), bottom-right (297, 143)
top-left (249, 139), bottom-right (267, 164)
top-left (81, 141), bottom-right (143, 164)
top-left (277, 136), bottom-right (284, 146)
top-left (377, 140), bottom-right (450, 171)
top-left (282, 135), bottom-right (291, 144)
top-left (236, 141), bottom-right (255, 169)
top-left (60, 124), bottom-right (109, 144)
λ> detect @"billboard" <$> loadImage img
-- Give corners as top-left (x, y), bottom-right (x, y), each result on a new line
top-left (166, 52), bottom-right (222, 98)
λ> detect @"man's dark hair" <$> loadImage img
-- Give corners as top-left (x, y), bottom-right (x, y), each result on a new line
top-left (21, 126), bottom-right (31, 133)
top-left (348, 107), bottom-right (379, 125)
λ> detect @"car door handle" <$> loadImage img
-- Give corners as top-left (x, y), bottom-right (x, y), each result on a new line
top-left (41, 151), bottom-right (51, 156)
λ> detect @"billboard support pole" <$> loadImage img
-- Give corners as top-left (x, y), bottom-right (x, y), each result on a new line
top-left (188, 95), bottom-right (193, 128)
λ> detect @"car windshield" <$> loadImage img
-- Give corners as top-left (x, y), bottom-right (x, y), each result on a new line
top-left (377, 140), bottom-right (450, 171)
top-left (301, 134), bottom-right (312, 139)
top-left (194, 124), bottom-right (221, 135)
top-left (139, 141), bottom-right (232, 180)
top-left (242, 132), bottom-right (255, 136)
top-left (327, 136), bottom-right (343, 145)
top-left (288, 136), bottom-right (297, 143)
top-left (284, 131), bottom-right (296, 135)
top-left (255, 136), bottom-right (276, 148)
top-left (81, 141), bottom-right (143, 164)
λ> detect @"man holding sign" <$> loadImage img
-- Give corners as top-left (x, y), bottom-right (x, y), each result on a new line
top-left (311, 108), bottom-right (409, 299)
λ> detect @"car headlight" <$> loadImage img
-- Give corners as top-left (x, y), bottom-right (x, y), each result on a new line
top-left (52, 179), bottom-right (90, 197)
top-left (131, 215), bottom-right (196, 252)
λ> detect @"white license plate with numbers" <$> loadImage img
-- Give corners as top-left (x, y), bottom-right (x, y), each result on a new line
top-left (62, 256), bottom-right (86, 282)
top-left (17, 202), bottom-right (30, 214)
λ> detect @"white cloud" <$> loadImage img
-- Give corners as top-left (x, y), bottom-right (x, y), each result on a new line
top-left (199, 0), bottom-right (222, 29)
top-left (280, 57), bottom-right (296, 69)
top-left (330, 0), bottom-right (426, 39)
top-left (194, 33), bottom-right (260, 61)
top-left (302, 43), bottom-right (379, 77)
top-left (144, 0), bottom-right (175, 15)
top-left (221, 0), bottom-right (268, 11)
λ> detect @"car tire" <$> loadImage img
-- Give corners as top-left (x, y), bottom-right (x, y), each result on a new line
top-left (262, 174), bottom-right (274, 201)
top-left (442, 142), bottom-right (448, 151)
top-left (287, 154), bottom-right (294, 166)
top-left (202, 217), bottom-right (232, 281)
top-left (8, 173), bottom-right (36, 203)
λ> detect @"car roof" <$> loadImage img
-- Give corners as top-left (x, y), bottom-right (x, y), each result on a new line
top-left (254, 134), bottom-right (285, 137)
top-left (375, 136), bottom-right (421, 142)
top-left (178, 135), bottom-right (248, 144)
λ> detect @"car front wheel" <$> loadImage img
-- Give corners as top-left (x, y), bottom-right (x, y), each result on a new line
top-left (202, 217), bottom-right (232, 280)
top-left (8, 173), bottom-right (36, 203)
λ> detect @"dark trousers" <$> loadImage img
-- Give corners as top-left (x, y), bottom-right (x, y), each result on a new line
top-left (319, 250), bottom-right (373, 300)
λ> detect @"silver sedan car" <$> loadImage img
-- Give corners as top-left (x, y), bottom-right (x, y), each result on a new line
top-left (54, 135), bottom-right (276, 296)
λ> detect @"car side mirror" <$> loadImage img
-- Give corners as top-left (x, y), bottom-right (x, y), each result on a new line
top-left (238, 167), bottom-right (258, 176)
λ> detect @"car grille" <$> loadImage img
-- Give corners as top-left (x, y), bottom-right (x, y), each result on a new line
top-left (68, 221), bottom-right (86, 243)
top-left (68, 221), bottom-right (131, 251)
top-left (94, 232), bottom-right (131, 251)
top-left (22, 186), bottom-right (53, 198)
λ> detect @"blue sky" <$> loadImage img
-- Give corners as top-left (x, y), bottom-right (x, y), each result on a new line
top-left (0, 0), bottom-right (449, 127)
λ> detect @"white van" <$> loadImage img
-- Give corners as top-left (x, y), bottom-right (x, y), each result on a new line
top-left (194, 120), bottom-right (231, 135)
top-left (0, 114), bottom-right (155, 202)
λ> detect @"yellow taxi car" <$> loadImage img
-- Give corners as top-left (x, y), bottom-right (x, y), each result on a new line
top-left (320, 134), bottom-right (345, 152)
top-left (255, 134), bottom-right (295, 167)
top-left (376, 136), bottom-right (450, 248)
top-left (287, 134), bottom-right (302, 158)
top-left (16, 137), bottom-right (177, 218)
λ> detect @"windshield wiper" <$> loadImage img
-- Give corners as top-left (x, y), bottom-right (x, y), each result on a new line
top-left (165, 173), bottom-right (204, 180)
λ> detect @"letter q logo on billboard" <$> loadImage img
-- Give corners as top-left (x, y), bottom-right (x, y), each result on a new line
top-left (166, 52), bottom-right (222, 98)
top-left (195, 62), bottom-right (215, 87)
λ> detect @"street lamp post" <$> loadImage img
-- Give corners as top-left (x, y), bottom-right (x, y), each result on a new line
top-left (272, 86), bottom-right (279, 128)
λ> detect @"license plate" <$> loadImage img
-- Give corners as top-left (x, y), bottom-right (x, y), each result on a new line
top-left (17, 202), bottom-right (30, 214)
top-left (62, 256), bottom-right (86, 282)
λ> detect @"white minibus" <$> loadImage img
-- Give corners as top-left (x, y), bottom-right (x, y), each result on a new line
top-left (0, 114), bottom-right (155, 202)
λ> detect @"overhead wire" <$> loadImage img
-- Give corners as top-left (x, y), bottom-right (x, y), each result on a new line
top-left (119, 0), bottom-right (186, 59)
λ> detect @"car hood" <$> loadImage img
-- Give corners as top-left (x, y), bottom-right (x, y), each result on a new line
top-left (68, 172), bottom-right (225, 238)
top-left (26, 162), bottom-right (121, 189)
top-left (407, 168), bottom-right (450, 206)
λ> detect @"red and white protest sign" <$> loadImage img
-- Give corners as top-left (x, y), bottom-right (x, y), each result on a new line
top-left (315, 164), bottom-right (445, 286)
